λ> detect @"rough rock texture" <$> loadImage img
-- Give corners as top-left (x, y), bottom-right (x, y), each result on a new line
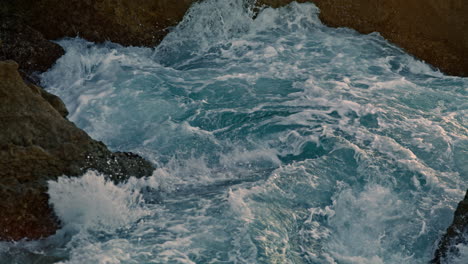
top-left (0, 15), bottom-right (64, 83)
top-left (8, 0), bottom-right (197, 47)
top-left (0, 61), bottom-right (154, 241)
top-left (1, 0), bottom-right (198, 78)
top-left (3, 0), bottom-right (467, 77)
top-left (432, 190), bottom-right (468, 263)
top-left (259, 0), bottom-right (468, 77)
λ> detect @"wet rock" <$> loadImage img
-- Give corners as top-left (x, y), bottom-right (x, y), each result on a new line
top-left (432, 190), bottom-right (468, 263)
top-left (259, 0), bottom-right (468, 77)
top-left (0, 61), bottom-right (154, 240)
top-left (0, 15), bottom-right (64, 83)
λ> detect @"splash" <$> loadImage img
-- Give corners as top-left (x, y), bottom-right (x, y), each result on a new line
top-left (48, 171), bottom-right (149, 232)
top-left (3, 0), bottom-right (467, 263)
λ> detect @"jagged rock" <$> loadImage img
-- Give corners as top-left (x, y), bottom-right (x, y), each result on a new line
top-left (259, 0), bottom-right (468, 77)
top-left (432, 190), bottom-right (468, 263)
top-left (0, 61), bottom-right (154, 241)
top-left (0, 15), bottom-right (64, 83)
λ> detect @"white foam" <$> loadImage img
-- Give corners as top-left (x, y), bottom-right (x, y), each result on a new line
top-left (48, 171), bottom-right (149, 232)
top-left (31, 0), bottom-right (468, 263)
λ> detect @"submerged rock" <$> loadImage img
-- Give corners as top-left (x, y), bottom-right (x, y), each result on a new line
top-left (0, 61), bottom-right (154, 241)
top-left (432, 190), bottom-right (468, 263)
top-left (259, 0), bottom-right (468, 77)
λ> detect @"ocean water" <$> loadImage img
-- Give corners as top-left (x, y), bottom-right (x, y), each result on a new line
top-left (2, 1), bottom-right (468, 263)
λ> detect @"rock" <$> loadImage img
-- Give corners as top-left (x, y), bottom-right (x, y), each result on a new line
top-left (4, 0), bottom-right (467, 77)
top-left (258, 0), bottom-right (468, 77)
top-left (3, 0), bottom-right (468, 77)
top-left (432, 190), bottom-right (468, 263)
top-left (27, 83), bottom-right (69, 118)
top-left (0, 60), bottom-right (154, 241)
top-left (8, 0), bottom-right (197, 47)
top-left (0, 15), bottom-right (65, 83)
top-left (1, 0), bottom-right (198, 78)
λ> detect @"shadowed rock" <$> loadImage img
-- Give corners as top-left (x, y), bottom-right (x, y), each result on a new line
top-left (432, 190), bottom-right (468, 263)
top-left (0, 60), bottom-right (154, 241)
top-left (0, 15), bottom-right (64, 83)
top-left (8, 0), bottom-right (197, 47)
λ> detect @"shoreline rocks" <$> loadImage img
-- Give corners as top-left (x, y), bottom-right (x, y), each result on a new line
top-left (259, 0), bottom-right (468, 77)
top-left (0, 61), bottom-right (154, 240)
top-left (8, 0), bottom-right (196, 47)
top-left (0, 15), bottom-right (64, 84)
top-left (3, 0), bottom-right (468, 77)
top-left (1, 0), bottom-right (467, 252)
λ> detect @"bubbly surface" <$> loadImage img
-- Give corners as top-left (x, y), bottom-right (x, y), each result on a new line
top-left (2, 1), bottom-right (467, 263)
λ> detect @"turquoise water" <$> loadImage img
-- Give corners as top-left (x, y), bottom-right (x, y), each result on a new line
top-left (2, 1), bottom-right (468, 263)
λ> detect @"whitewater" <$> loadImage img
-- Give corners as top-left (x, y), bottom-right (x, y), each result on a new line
top-left (1, 1), bottom-right (467, 263)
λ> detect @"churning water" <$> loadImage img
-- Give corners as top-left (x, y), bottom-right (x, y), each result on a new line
top-left (2, 1), bottom-right (468, 263)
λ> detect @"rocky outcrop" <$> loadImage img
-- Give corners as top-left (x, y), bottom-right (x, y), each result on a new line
top-left (3, 0), bottom-right (468, 77)
top-left (259, 0), bottom-right (468, 77)
top-left (1, 0), bottom-right (198, 78)
top-left (0, 15), bottom-right (64, 83)
top-left (6, 0), bottom-right (197, 47)
top-left (432, 190), bottom-right (468, 263)
top-left (0, 61), bottom-right (154, 241)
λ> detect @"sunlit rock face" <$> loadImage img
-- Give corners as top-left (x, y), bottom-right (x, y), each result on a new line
top-left (259, 0), bottom-right (468, 77)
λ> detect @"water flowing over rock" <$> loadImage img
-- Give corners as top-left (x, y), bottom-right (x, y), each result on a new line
top-left (0, 61), bottom-right (154, 241)
top-left (259, 0), bottom-right (468, 77)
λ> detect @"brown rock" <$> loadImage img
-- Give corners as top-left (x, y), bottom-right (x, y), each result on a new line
top-left (9, 0), bottom-right (197, 47)
top-left (3, 0), bottom-right (467, 77)
top-left (0, 15), bottom-right (65, 83)
top-left (1, 0), bottom-right (199, 78)
top-left (0, 60), bottom-right (154, 240)
top-left (258, 0), bottom-right (468, 76)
